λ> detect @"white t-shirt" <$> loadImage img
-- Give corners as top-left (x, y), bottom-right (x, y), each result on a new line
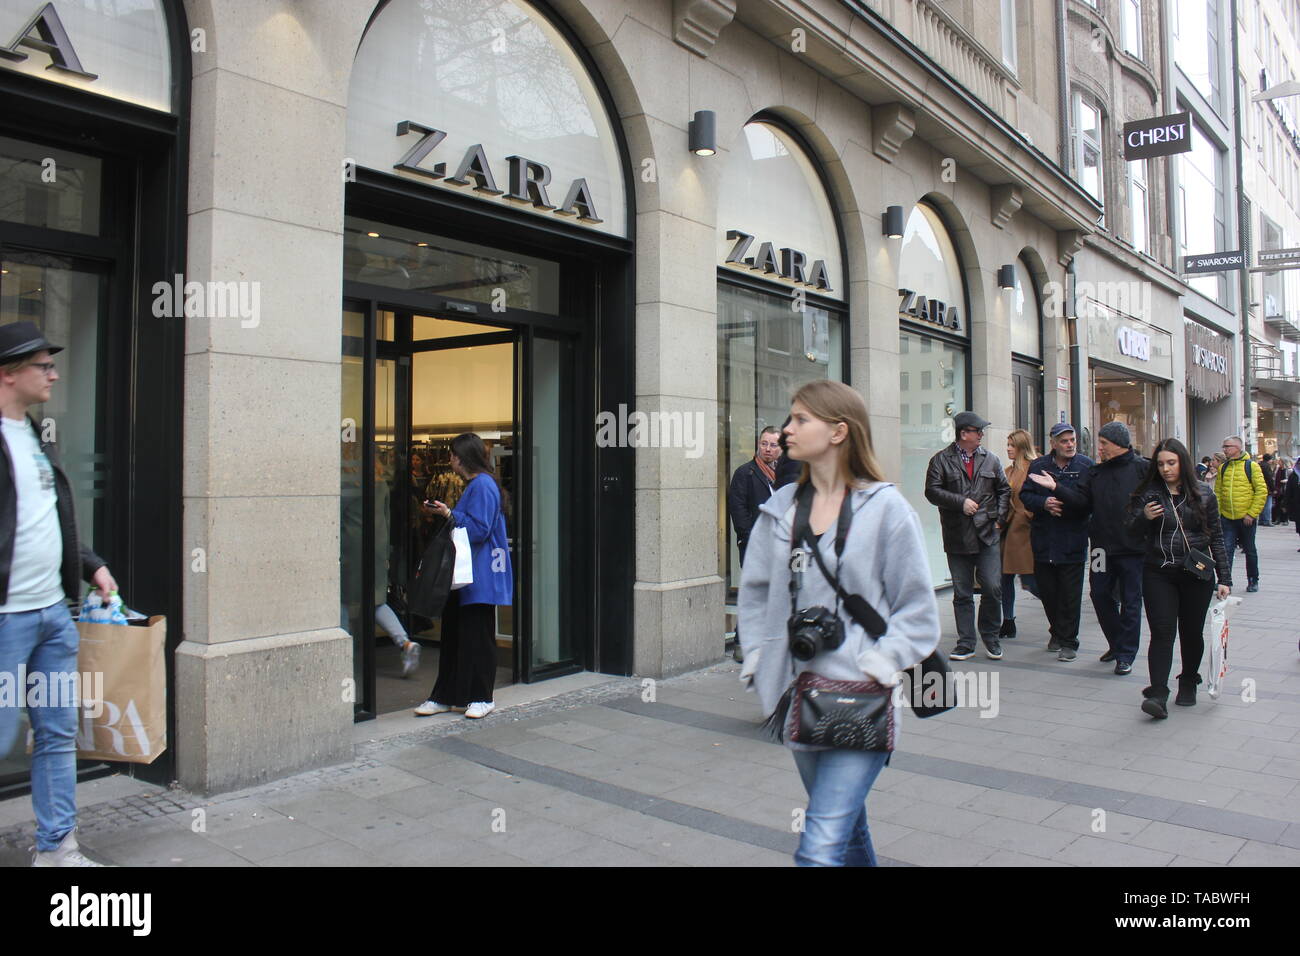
top-left (0, 416), bottom-right (64, 612)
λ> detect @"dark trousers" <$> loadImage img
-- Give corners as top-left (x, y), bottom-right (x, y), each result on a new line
top-left (1142, 564), bottom-right (1213, 694)
top-left (1220, 517), bottom-right (1259, 584)
top-left (1000, 573), bottom-right (1038, 622)
top-left (430, 592), bottom-right (498, 706)
top-left (947, 543), bottom-right (1002, 649)
top-left (1089, 553), bottom-right (1144, 664)
top-left (1034, 561), bottom-right (1085, 649)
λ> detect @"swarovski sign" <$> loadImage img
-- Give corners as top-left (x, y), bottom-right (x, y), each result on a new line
top-left (1122, 111), bottom-right (1192, 161)
top-left (393, 121), bottom-right (602, 224)
top-left (1183, 250), bottom-right (1244, 274)
top-left (1192, 343), bottom-right (1227, 375)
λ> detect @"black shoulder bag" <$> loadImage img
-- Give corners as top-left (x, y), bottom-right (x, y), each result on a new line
top-left (791, 482), bottom-right (956, 720)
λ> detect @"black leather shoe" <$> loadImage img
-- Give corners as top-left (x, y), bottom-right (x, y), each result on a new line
top-left (1099, 650), bottom-right (1116, 663)
top-left (1141, 686), bottom-right (1169, 720)
top-left (1115, 661), bottom-right (1132, 675)
top-left (999, 618), bottom-right (1017, 639)
top-left (1246, 581), bottom-right (1259, 592)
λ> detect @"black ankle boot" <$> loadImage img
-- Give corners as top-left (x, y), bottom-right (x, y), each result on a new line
top-left (1141, 686), bottom-right (1169, 719)
top-left (1175, 673), bottom-right (1201, 706)
top-left (999, 618), bottom-right (1016, 639)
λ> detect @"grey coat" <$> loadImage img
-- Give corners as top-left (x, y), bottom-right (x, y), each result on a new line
top-left (924, 443), bottom-right (1011, 554)
top-left (737, 481), bottom-right (941, 750)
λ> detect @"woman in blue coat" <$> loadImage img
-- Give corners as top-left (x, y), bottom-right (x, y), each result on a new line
top-left (414, 433), bottom-right (513, 719)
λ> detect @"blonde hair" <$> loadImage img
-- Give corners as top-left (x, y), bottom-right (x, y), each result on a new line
top-left (790, 380), bottom-right (886, 487)
top-left (1, 356), bottom-right (31, 377)
top-left (1006, 429), bottom-right (1038, 473)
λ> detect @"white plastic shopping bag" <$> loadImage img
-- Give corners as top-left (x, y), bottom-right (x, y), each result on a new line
top-left (450, 526), bottom-right (474, 590)
top-left (1203, 596), bottom-right (1241, 700)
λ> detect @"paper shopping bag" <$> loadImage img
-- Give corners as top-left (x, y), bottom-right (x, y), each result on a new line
top-left (75, 616), bottom-right (167, 763)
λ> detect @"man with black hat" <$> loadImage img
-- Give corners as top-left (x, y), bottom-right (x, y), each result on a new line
top-left (924, 411), bottom-right (1011, 660)
top-left (1022, 423), bottom-right (1094, 662)
top-left (0, 321), bottom-right (117, 866)
top-left (1062, 421), bottom-right (1148, 673)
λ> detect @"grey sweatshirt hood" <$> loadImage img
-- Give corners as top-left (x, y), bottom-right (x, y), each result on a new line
top-left (737, 480), bottom-right (941, 749)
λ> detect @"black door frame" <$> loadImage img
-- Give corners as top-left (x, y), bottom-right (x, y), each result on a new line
top-left (0, 0), bottom-right (190, 795)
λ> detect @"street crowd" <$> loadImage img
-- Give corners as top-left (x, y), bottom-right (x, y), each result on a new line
top-left (730, 391), bottom-right (1298, 865)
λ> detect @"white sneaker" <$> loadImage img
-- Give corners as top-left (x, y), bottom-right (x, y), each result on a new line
top-left (400, 640), bottom-right (421, 677)
top-left (413, 699), bottom-right (452, 716)
top-left (465, 701), bottom-right (495, 719)
top-left (32, 831), bottom-right (108, 867)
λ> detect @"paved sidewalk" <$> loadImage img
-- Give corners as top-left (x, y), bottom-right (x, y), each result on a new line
top-left (2, 527), bottom-right (1298, 867)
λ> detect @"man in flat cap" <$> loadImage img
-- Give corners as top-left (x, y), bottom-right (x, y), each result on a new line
top-left (925, 411), bottom-right (1011, 660)
top-left (0, 321), bottom-right (117, 866)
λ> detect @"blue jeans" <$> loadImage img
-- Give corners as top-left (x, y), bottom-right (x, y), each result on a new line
top-left (0, 601), bottom-right (80, 851)
top-left (1220, 517), bottom-right (1259, 584)
top-left (1260, 496), bottom-right (1274, 525)
top-left (792, 748), bottom-right (889, 866)
top-left (1000, 573), bottom-right (1038, 621)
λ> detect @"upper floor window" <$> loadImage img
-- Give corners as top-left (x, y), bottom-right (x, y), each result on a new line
top-left (1121, 0), bottom-right (1143, 60)
top-left (1128, 159), bottom-right (1149, 255)
top-left (1001, 0), bottom-right (1017, 71)
top-left (1177, 123), bottom-right (1228, 305)
top-left (1171, 0), bottom-right (1222, 113)
top-left (1072, 92), bottom-right (1105, 210)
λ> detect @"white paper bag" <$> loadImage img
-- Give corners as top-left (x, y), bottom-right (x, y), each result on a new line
top-left (450, 526), bottom-right (474, 590)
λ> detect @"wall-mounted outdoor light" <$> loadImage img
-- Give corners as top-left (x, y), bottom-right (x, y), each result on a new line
top-left (688, 110), bottom-right (716, 156)
top-left (883, 205), bottom-right (904, 239)
top-left (997, 264), bottom-right (1016, 289)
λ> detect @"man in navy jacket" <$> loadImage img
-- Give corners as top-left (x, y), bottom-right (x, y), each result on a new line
top-left (1021, 424), bottom-right (1093, 662)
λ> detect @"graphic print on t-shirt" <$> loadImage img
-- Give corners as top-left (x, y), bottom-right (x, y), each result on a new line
top-left (33, 451), bottom-right (54, 492)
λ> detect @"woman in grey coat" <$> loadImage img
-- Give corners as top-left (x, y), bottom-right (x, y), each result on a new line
top-left (739, 380), bottom-right (940, 866)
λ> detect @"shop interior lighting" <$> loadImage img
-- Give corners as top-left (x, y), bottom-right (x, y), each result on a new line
top-left (997, 264), bottom-right (1015, 289)
top-left (367, 231), bottom-right (380, 238)
top-left (883, 206), bottom-right (904, 239)
top-left (688, 110), bottom-right (716, 156)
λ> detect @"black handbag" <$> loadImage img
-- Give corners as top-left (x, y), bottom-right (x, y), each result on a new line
top-left (1168, 493), bottom-right (1216, 583)
top-left (788, 671), bottom-right (894, 751)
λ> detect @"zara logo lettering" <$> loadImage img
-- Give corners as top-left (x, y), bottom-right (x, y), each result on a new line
top-left (898, 289), bottom-right (962, 332)
top-left (0, 2), bottom-right (97, 78)
top-left (393, 121), bottom-right (603, 224)
top-left (724, 230), bottom-right (832, 291)
top-left (1116, 327), bottom-right (1150, 362)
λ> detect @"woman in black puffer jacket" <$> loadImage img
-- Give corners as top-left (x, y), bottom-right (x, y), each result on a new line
top-left (1126, 438), bottom-right (1231, 719)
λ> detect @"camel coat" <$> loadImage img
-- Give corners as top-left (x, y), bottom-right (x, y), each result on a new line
top-left (1001, 463), bottom-right (1035, 575)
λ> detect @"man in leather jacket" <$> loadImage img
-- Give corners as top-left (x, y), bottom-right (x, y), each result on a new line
top-left (0, 322), bottom-right (117, 866)
top-left (924, 411), bottom-right (1011, 661)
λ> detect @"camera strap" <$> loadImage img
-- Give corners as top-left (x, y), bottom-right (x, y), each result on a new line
top-left (790, 481), bottom-right (888, 638)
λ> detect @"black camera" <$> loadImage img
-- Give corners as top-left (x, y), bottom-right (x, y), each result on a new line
top-left (787, 605), bottom-right (845, 661)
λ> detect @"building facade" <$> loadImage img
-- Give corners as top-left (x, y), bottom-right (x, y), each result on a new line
top-left (4, 0), bottom-right (1120, 794)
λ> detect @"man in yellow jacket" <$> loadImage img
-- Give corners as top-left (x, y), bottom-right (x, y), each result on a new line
top-left (1214, 436), bottom-right (1269, 592)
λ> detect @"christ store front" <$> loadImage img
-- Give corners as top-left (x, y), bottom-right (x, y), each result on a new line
top-left (1087, 308), bottom-right (1173, 457)
top-left (340, 0), bottom-right (633, 718)
top-left (0, 0), bottom-right (189, 792)
top-left (716, 118), bottom-right (845, 606)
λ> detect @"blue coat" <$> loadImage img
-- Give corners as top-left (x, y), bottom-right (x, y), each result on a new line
top-left (1019, 453), bottom-right (1094, 565)
top-left (452, 473), bottom-right (513, 606)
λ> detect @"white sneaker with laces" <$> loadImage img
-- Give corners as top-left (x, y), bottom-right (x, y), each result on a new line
top-left (465, 701), bottom-right (495, 719)
top-left (413, 699), bottom-right (452, 716)
top-left (31, 831), bottom-right (108, 867)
